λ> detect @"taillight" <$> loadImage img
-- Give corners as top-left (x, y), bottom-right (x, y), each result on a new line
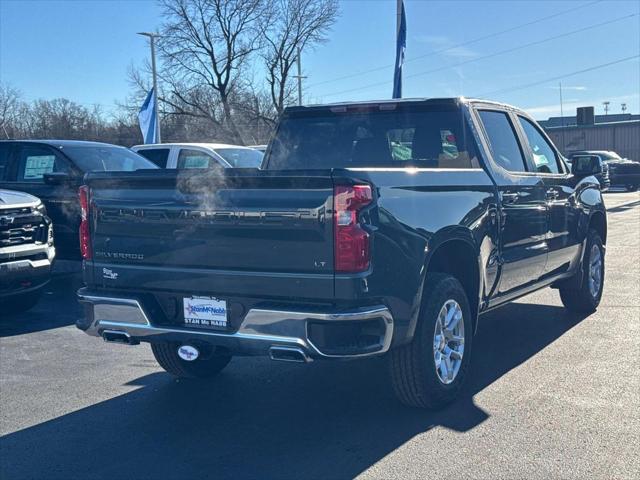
top-left (334, 184), bottom-right (372, 272)
top-left (78, 185), bottom-right (92, 260)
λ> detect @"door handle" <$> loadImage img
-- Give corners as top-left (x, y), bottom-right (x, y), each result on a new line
top-left (546, 188), bottom-right (559, 200)
top-left (501, 192), bottom-right (520, 204)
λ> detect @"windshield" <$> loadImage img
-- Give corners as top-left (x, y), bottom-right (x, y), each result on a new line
top-left (265, 106), bottom-right (479, 169)
top-left (61, 145), bottom-right (159, 172)
top-left (215, 148), bottom-right (263, 168)
top-left (599, 152), bottom-right (622, 161)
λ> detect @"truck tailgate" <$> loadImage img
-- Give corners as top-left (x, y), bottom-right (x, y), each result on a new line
top-left (86, 170), bottom-right (336, 299)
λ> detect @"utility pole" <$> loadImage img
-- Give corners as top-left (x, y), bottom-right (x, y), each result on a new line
top-left (293, 47), bottom-right (307, 106)
top-left (137, 32), bottom-right (162, 143)
top-left (621, 103), bottom-right (627, 113)
top-left (603, 101), bottom-right (610, 115)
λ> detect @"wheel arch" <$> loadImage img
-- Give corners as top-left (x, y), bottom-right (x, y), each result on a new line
top-left (589, 210), bottom-right (607, 245)
top-left (405, 231), bottom-right (482, 342)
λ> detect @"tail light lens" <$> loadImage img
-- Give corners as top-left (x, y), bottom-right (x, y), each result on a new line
top-left (78, 185), bottom-right (92, 260)
top-left (334, 184), bottom-right (372, 272)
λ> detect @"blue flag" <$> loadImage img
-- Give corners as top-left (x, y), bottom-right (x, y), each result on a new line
top-left (392, 1), bottom-right (406, 99)
top-left (138, 88), bottom-right (158, 144)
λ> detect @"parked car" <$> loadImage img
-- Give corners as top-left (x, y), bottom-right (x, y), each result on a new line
top-left (0, 140), bottom-right (158, 259)
top-left (0, 189), bottom-right (55, 314)
top-left (568, 150), bottom-right (640, 191)
top-left (77, 98), bottom-right (607, 409)
top-left (132, 143), bottom-right (264, 169)
top-left (564, 153), bottom-right (610, 191)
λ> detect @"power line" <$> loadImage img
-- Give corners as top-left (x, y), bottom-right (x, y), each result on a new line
top-left (308, 0), bottom-right (603, 89)
top-left (318, 13), bottom-right (638, 98)
top-left (478, 55), bottom-right (640, 97)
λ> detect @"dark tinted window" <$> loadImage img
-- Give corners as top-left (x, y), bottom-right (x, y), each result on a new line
top-left (478, 111), bottom-right (527, 173)
top-left (215, 148), bottom-right (263, 168)
top-left (0, 143), bottom-right (11, 180)
top-left (517, 116), bottom-right (561, 174)
top-left (572, 155), bottom-right (599, 172)
top-left (138, 148), bottom-right (170, 168)
top-left (16, 145), bottom-right (69, 182)
top-left (266, 107), bottom-right (480, 169)
top-left (61, 145), bottom-right (157, 172)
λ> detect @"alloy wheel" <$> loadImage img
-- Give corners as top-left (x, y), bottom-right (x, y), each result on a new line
top-left (433, 299), bottom-right (465, 385)
top-left (588, 244), bottom-right (603, 298)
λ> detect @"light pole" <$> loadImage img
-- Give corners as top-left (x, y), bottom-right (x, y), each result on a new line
top-left (137, 32), bottom-right (161, 143)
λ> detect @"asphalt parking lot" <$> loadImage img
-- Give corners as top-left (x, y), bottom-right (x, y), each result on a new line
top-left (1, 190), bottom-right (639, 480)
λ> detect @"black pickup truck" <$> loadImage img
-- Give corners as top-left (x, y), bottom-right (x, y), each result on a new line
top-left (77, 98), bottom-right (607, 408)
top-left (0, 140), bottom-right (157, 259)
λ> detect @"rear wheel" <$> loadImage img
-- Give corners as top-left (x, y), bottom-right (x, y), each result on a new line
top-left (151, 342), bottom-right (232, 378)
top-left (625, 184), bottom-right (638, 192)
top-left (390, 273), bottom-right (473, 409)
top-left (559, 229), bottom-right (605, 314)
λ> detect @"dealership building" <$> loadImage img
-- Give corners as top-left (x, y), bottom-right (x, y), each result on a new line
top-left (540, 108), bottom-right (640, 161)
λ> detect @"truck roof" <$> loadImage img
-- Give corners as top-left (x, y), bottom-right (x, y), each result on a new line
top-left (132, 142), bottom-right (252, 150)
top-left (0, 139), bottom-right (123, 148)
top-left (284, 97), bottom-right (520, 113)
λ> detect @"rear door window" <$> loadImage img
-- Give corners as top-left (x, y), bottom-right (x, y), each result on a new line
top-left (16, 145), bottom-right (69, 182)
top-left (478, 110), bottom-right (528, 173)
top-left (517, 116), bottom-right (562, 174)
top-left (137, 148), bottom-right (170, 168)
top-left (177, 149), bottom-right (224, 172)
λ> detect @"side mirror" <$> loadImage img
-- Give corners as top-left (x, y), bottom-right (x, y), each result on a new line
top-left (571, 156), bottom-right (602, 177)
top-left (43, 172), bottom-right (75, 185)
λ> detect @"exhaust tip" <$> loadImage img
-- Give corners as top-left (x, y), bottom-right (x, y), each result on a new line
top-left (102, 330), bottom-right (138, 345)
top-left (269, 346), bottom-right (310, 363)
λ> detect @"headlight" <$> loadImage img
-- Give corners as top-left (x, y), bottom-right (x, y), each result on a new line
top-left (35, 202), bottom-right (47, 215)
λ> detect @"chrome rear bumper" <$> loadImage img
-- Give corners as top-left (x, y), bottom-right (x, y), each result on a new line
top-left (77, 288), bottom-right (393, 360)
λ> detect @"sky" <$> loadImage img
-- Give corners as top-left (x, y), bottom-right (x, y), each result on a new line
top-left (1, 0), bottom-right (639, 120)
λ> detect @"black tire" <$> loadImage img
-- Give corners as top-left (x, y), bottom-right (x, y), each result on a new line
top-left (1, 289), bottom-right (44, 315)
top-left (559, 229), bottom-right (605, 314)
top-left (151, 342), bottom-right (232, 378)
top-left (626, 184), bottom-right (638, 192)
top-left (390, 273), bottom-right (473, 409)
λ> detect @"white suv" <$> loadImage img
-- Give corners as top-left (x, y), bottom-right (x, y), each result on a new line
top-left (132, 143), bottom-right (263, 170)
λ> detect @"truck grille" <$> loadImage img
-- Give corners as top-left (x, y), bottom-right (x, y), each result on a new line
top-left (0, 207), bottom-right (48, 248)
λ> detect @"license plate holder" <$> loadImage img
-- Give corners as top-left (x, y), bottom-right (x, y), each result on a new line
top-left (182, 296), bottom-right (228, 329)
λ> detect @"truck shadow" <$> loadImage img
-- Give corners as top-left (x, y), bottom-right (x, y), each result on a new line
top-left (1, 302), bottom-right (587, 480)
top-left (0, 273), bottom-right (82, 337)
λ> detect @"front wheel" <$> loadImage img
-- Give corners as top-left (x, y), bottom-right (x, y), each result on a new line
top-left (390, 273), bottom-right (473, 409)
top-left (151, 342), bottom-right (232, 378)
top-left (559, 229), bottom-right (605, 314)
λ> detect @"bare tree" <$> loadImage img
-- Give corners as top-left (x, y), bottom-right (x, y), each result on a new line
top-left (0, 84), bottom-right (23, 138)
top-left (262, 0), bottom-right (338, 115)
top-left (158, 0), bottom-right (272, 143)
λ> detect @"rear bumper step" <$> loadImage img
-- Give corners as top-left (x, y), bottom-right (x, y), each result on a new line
top-left (77, 288), bottom-right (393, 360)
